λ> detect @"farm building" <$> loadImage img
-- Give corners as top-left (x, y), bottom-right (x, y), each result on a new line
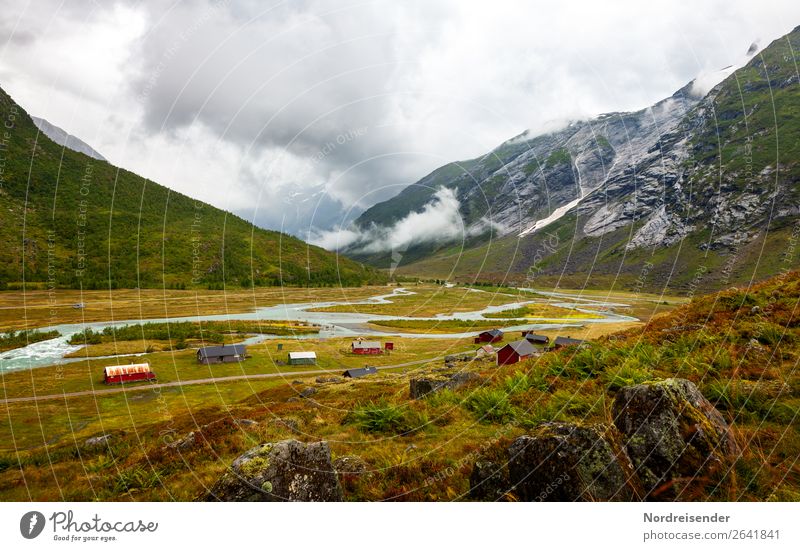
top-left (351, 340), bottom-right (382, 355)
top-left (496, 339), bottom-right (537, 366)
top-left (103, 363), bottom-right (156, 385)
top-left (288, 351), bottom-right (317, 365)
top-left (476, 344), bottom-right (496, 358)
top-left (553, 336), bottom-right (586, 349)
top-left (343, 366), bottom-right (378, 378)
top-left (523, 333), bottom-right (550, 345)
top-left (474, 329), bottom-right (503, 344)
top-left (197, 344), bottom-right (247, 364)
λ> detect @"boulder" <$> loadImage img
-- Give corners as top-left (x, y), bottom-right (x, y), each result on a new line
top-left (409, 371), bottom-right (480, 399)
top-left (508, 422), bottom-right (639, 501)
top-left (612, 378), bottom-right (739, 499)
top-left (333, 455), bottom-right (368, 475)
top-left (84, 434), bottom-right (112, 450)
top-left (469, 460), bottom-right (510, 501)
top-left (166, 431), bottom-right (197, 451)
top-left (300, 387), bottom-right (318, 398)
top-left (204, 440), bottom-right (343, 502)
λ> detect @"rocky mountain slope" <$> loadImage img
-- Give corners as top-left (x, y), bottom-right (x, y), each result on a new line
top-left (30, 116), bottom-right (106, 161)
top-left (0, 86), bottom-right (384, 289)
top-left (346, 26), bottom-right (800, 292)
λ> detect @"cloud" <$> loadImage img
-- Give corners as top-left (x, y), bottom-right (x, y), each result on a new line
top-left (2, 0), bottom-right (800, 239)
top-left (309, 187), bottom-right (507, 253)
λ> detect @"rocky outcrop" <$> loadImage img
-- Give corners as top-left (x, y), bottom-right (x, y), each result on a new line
top-left (507, 422), bottom-right (640, 501)
top-left (84, 434), bottom-right (112, 450)
top-left (612, 378), bottom-right (739, 499)
top-left (410, 371), bottom-right (480, 399)
top-left (469, 460), bottom-right (510, 501)
top-left (204, 440), bottom-right (343, 502)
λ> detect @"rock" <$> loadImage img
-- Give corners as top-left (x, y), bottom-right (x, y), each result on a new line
top-left (469, 460), bottom-right (510, 501)
top-left (291, 380), bottom-right (303, 385)
top-left (166, 431), bottom-right (197, 451)
top-left (235, 419), bottom-right (259, 428)
top-left (508, 422), bottom-right (639, 501)
top-left (204, 440), bottom-right (343, 502)
top-left (286, 397), bottom-right (301, 403)
top-left (300, 387), bottom-right (318, 398)
top-left (409, 371), bottom-right (480, 399)
top-left (750, 305), bottom-right (762, 314)
top-left (84, 434), bottom-right (112, 450)
top-left (316, 376), bottom-right (343, 384)
top-left (333, 455), bottom-right (368, 475)
top-left (612, 378), bottom-right (739, 499)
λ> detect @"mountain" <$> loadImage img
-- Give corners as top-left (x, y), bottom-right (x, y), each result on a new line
top-left (30, 116), bottom-right (106, 161)
top-left (345, 26), bottom-right (800, 292)
top-left (0, 86), bottom-right (384, 289)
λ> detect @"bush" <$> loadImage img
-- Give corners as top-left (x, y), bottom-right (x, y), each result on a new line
top-left (502, 370), bottom-right (549, 394)
top-left (347, 401), bottom-right (425, 435)
top-left (464, 388), bottom-right (516, 423)
top-left (603, 358), bottom-right (653, 391)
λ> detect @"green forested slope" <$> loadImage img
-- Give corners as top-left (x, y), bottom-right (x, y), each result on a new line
top-left (0, 86), bottom-right (383, 289)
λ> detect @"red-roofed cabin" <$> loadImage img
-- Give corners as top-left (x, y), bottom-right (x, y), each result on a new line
top-left (103, 363), bottom-right (156, 385)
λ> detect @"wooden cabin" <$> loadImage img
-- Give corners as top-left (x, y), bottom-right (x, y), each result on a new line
top-left (496, 339), bottom-right (537, 366)
top-left (343, 366), bottom-right (378, 378)
top-left (197, 344), bottom-right (247, 364)
top-left (351, 341), bottom-right (382, 355)
top-left (474, 329), bottom-right (503, 344)
top-left (103, 363), bottom-right (156, 385)
top-left (553, 336), bottom-right (586, 349)
top-left (523, 333), bottom-right (550, 345)
top-left (288, 351), bottom-right (317, 365)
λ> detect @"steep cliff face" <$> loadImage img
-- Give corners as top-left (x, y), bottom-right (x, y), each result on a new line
top-left (346, 25), bottom-right (800, 291)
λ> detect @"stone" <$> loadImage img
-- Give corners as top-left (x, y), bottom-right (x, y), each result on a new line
top-left (84, 434), bottom-right (112, 450)
top-left (409, 371), bottom-right (480, 399)
top-left (204, 440), bottom-right (343, 502)
top-left (316, 376), bottom-right (343, 384)
top-left (612, 378), bottom-right (739, 499)
top-left (469, 460), bottom-right (510, 501)
top-left (166, 431), bottom-right (197, 451)
top-left (508, 422), bottom-right (639, 501)
top-left (235, 419), bottom-right (259, 428)
top-left (272, 417), bottom-right (300, 434)
top-left (332, 455), bottom-right (368, 475)
top-left (300, 387), bottom-right (318, 398)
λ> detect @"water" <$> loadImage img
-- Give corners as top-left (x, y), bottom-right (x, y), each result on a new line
top-left (0, 287), bottom-right (636, 372)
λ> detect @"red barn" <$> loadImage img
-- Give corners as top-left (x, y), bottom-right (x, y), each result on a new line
top-left (474, 329), bottom-right (503, 344)
top-left (496, 340), bottom-right (537, 366)
top-left (103, 363), bottom-right (156, 385)
top-left (351, 340), bottom-right (382, 355)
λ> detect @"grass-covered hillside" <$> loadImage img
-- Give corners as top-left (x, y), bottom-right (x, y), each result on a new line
top-left (0, 86), bottom-right (384, 289)
top-left (1, 271), bottom-right (798, 501)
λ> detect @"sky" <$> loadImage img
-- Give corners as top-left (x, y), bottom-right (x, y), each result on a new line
top-left (1, 0), bottom-right (799, 245)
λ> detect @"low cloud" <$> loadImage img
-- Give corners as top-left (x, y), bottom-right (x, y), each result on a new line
top-left (309, 187), bottom-right (506, 253)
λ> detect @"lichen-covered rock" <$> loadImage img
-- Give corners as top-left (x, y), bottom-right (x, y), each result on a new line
top-left (300, 387), bottom-right (318, 398)
top-left (612, 378), bottom-right (739, 499)
top-left (469, 460), bottom-right (510, 501)
top-left (508, 422), bottom-right (639, 501)
top-left (333, 455), bottom-right (368, 475)
top-left (204, 440), bottom-right (343, 502)
top-left (409, 371), bottom-right (480, 399)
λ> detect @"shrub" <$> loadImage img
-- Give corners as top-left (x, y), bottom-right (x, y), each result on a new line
top-left (464, 388), bottom-right (516, 423)
top-left (347, 401), bottom-right (424, 435)
top-left (603, 358), bottom-right (653, 391)
top-left (502, 370), bottom-right (548, 394)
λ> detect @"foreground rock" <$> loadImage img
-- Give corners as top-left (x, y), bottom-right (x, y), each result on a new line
top-left (612, 378), bottom-right (739, 499)
top-left (410, 371), bottom-right (480, 399)
top-left (508, 422), bottom-right (639, 501)
top-left (469, 460), bottom-right (510, 501)
top-left (204, 440), bottom-right (343, 502)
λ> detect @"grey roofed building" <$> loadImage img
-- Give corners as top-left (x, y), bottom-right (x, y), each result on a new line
top-left (197, 344), bottom-right (247, 364)
top-left (351, 341), bottom-right (382, 349)
top-left (504, 339), bottom-right (537, 356)
top-left (343, 366), bottom-right (378, 378)
top-left (553, 336), bottom-right (586, 348)
top-left (524, 333), bottom-right (550, 344)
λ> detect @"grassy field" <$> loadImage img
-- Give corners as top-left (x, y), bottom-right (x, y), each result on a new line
top-left (0, 286), bottom-right (387, 332)
top-left (483, 304), bottom-right (603, 320)
top-left (308, 285), bottom-right (529, 317)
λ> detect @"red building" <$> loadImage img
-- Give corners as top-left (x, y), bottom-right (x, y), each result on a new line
top-left (103, 363), bottom-right (156, 385)
top-left (474, 329), bottom-right (503, 344)
top-left (496, 340), bottom-right (537, 366)
top-left (351, 340), bottom-right (383, 355)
